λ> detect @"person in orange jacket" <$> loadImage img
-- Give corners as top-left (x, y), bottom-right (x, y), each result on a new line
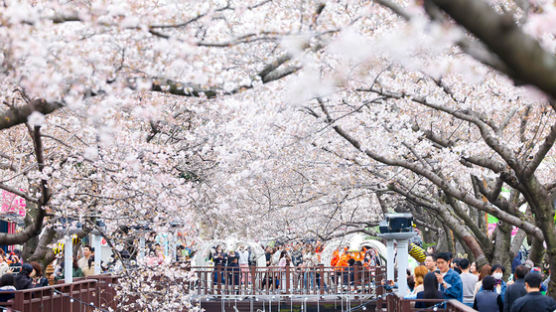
top-left (352, 249), bottom-right (364, 263)
top-left (337, 248), bottom-right (350, 269)
top-left (331, 250), bottom-right (340, 267)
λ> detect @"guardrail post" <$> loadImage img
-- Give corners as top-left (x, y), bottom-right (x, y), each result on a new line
top-left (250, 265), bottom-right (256, 295)
top-left (319, 264), bottom-right (325, 295)
top-left (401, 297), bottom-right (411, 312)
top-left (14, 291), bottom-right (24, 311)
top-left (216, 264), bottom-right (222, 295)
top-left (285, 264), bottom-right (291, 294)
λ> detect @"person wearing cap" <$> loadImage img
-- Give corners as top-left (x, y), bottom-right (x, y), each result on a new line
top-left (510, 272), bottom-right (556, 312)
top-left (14, 263), bottom-right (35, 290)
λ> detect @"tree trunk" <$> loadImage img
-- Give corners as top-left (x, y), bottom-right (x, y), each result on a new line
top-left (529, 237), bottom-right (545, 265)
top-left (510, 229), bottom-right (527, 257)
top-left (492, 223), bottom-right (513, 279)
top-left (444, 225), bottom-right (456, 256)
top-left (522, 176), bottom-right (556, 298)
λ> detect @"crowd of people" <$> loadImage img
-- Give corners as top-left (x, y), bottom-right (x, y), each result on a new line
top-left (4, 233), bottom-right (556, 312)
top-left (406, 250), bottom-right (555, 312)
top-left (206, 240), bottom-right (384, 290)
top-left (0, 249), bottom-right (51, 301)
top-left (0, 244), bottom-right (103, 302)
top-left (141, 231), bottom-right (195, 267)
top-left (208, 241), bottom-right (327, 287)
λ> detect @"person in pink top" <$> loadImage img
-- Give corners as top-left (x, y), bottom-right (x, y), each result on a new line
top-left (238, 245), bottom-right (250, 285)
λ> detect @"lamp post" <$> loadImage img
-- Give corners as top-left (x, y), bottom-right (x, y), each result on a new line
top-left (169, 220), bottom-right (182, 263)
top-left (378, 213), bottom-right (415, 297)
top-left (64, 234), bottom-right (73, 283)
top-left (132, 223), bottom-right (150, 264)
top-left (91, 220), bottom-right (106, 275)
top-left (59, 219), bottom-right (82, 284)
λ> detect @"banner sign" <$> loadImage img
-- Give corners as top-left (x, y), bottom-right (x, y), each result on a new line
top-left (1, 189), bottom-right (27, 217)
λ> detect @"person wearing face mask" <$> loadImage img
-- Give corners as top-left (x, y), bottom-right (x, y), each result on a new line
top-left (481, 264), bottom-right (507, 301)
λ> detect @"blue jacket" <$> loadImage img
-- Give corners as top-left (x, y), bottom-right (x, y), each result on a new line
top-left (440, 269), bottom-right (463, 302)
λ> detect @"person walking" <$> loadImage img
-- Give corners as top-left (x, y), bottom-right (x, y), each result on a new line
top-left (473, 276), bottom-right (503, 312)
top-left (504, 265), bottom-right (528, 312)
top-left (435, 252), bottom-right (463, 302)
top-left (511, 272), bottom-right (556, 312)
top-left (460, 258), bottom-right (479, 307)
top-left (490, 264), bottom-right (507, 300)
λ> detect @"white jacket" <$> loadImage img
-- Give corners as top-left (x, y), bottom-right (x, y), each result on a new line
top-left (0, 262), bottom-right (10, 276)
top-left (238, 250), bottom-right (249, 265)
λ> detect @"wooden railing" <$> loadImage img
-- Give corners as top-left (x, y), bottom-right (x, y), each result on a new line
top-left (385, 293), bottom-right (477, 312)
top-left (190, 265), bottom-right (386, 296)
top-left (0, 275), bottom-right (118, 312)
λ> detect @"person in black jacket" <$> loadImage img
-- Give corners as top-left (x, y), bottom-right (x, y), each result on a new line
top-left (211, 245), bottom-right (226, 285)
top-left (14, 263), bottom-right (35, 290)
top-left (511, 272), bottom-right (556, 312)
top-left (227, 250), bottom-right (240, 286)
top-left (504, 265), bottom-right (528, 312)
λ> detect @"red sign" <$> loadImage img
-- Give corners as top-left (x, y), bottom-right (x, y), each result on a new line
top-left (1, 189), bottom-right (26, 217)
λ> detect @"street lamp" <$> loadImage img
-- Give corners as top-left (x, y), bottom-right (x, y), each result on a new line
top-left (132, 223), bottom-right (151, 264)
top-left (169, 220), bottom-right (183, 263)
top-left (91, 220), bottom-right (106, 275)
top-left (56, 218), bottom-right (82, 284)
top-left (378, 213), bottom-right (415, 297)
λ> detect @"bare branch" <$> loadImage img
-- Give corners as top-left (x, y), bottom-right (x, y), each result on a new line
top-left (0, 99), bottom-right (63, 131)
top-left (318, 99), bottom-right (543, 240)
top-left (0, 126), bottom-right (47, 245)
top-left (0, 183), bottom-right (39, 203)
top-left (371, 0), bottom-right (411, 21)
top-left (523, 121), bottom-right (556, 177)
top-left (430, 0), bottom-right (556, 100)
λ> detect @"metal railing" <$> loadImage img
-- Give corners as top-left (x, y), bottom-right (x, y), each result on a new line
top-left (385, 293), bottom-right (477, 312)
top-left (190, 265), bottom-right (386, 296)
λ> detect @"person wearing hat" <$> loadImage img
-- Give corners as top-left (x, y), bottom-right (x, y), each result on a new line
top-left (14, 263), bottom-right (35, 290)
